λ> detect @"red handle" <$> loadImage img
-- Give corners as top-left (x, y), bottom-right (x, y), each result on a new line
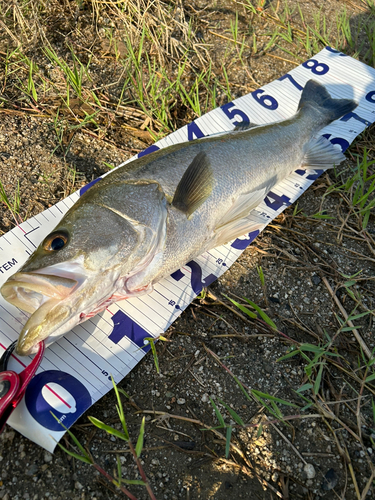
top-left (0, 341), bottom-right (45, 433)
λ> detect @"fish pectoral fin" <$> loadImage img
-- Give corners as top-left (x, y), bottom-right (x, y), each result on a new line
top-left (302, 136), bottom-right (346, 169)
top-left (172, 151), bottom-right (213, 218)
top-left (210, 187), bottom-right (268, 248)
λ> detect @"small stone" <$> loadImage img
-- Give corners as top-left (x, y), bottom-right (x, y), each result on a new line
top-left (44, 451), bottom-right (53, 463)
top-left (177, 398), bottom-right (186, 405)
top-left (75, 482), bottom-right (83, 490)
top-left (312, 275), bottom-right (321, 285)
top-left (321, 468), bottom-right (338, 491)
top-left (26, 464), bottom-right (39, 476)
top-left (303, 463), bottom-right (316, 479)
top-left (201, 393), bottom-right (209, 403)
top-left (303, 297), bottom-right (310, 305)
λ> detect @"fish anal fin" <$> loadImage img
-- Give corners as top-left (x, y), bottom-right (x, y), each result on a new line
top-left (212, 218), bottom-right (265, 248)
top-left (211, 187), bottom-right (268, 248)
top-left (302, 136), bottom-right (346, 170)
top-left (216, 188), bottom-right (267, 229)
top-left (172, 151), bottom-right (213, 218)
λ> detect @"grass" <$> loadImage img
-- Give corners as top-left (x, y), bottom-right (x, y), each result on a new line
top-left (1, 0), bottom-right (375, 498)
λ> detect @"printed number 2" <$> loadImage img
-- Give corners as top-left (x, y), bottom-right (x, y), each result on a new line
top-left (302, 59), bottom-right (329, 75)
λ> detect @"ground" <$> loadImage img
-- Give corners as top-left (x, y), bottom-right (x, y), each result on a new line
top-left (1, 1), bottom-right (375, 499)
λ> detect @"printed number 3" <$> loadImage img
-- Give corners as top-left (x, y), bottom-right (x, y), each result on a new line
top-left (302, 59), bottom-right (329, 75)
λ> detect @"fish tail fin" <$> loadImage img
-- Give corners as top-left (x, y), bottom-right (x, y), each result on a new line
top-left (298, 80), bottom-right (357, 123)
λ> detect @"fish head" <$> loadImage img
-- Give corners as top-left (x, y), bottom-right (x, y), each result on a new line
top-left (1, 180), bottom-right (167, 355)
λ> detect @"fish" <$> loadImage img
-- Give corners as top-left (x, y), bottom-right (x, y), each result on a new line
top-left (1, 80), bottom-right (357, 355)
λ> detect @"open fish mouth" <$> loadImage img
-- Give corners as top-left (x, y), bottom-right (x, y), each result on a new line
top-left (1, 272), bottom-right (79, 313)
top-left (1, 272), bottom-right (79, 355)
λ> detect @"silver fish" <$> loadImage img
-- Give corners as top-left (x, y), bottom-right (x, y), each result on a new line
top-left (1, 80), bottom-right (357, 355)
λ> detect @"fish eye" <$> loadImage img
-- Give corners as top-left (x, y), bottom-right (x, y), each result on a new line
top-left (43, 230), bottom-right (69, 252)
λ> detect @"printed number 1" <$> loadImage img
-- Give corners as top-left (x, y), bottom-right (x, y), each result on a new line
top-left (340, 112), bottom-right (370, 127)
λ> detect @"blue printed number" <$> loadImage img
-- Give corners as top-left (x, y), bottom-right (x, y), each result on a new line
top-left (187, 122), bottom-right (205, 141)
top-left (278, 74), bottom-right (303, 91)
top-left (221, 102), bottom-right (250, 126)
top-left (302, 59), bottom-right (329, 75)
top-left (366, 91), bottom-right (375, 103)
top-left (252, 89), bottom-right (278, 110)
top-left (264, 192), bottom-right (291, 211)
top-left (171, 261), bottom-right (217, 296)
top-left (138, 144), bottom-right (160, 158)
top-left (340, 112), bottom-right (369, 127)
top-left (322, 134), bottom-right (349, 152)
top-left (325, 47), bottom-right (347, 56)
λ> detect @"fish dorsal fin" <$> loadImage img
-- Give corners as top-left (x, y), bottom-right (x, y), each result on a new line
top-left (233, 121), bottom-right (259, 131)
top-left (172, 151), bottom-right (213, 218)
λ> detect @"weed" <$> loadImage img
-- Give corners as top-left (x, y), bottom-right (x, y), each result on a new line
top-left (0, 180), bottom-right (22, 225)
top-left (54, 377), bottom-right (155, 500)
top-left (328, 149), bottom-right (375, 230)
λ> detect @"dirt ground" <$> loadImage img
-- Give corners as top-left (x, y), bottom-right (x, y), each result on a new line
top-left (1, 1), bottom-right (375, 499)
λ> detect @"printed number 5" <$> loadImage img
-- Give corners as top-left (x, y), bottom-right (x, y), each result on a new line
top-left (302, 59), bottom-right (329, 75)
top-left (221, 102), bottom-right (250, 126)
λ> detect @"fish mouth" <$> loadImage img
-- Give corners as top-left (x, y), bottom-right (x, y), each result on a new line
top-left (1, 272), bottom-right (79, 356)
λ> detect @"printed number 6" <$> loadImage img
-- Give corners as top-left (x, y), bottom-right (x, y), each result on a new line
top-left (302, 59), bottom-right (329, 75)
top-left (252, 89), bottom-right (278, 110)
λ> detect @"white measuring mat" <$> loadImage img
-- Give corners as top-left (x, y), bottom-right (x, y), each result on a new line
top-left (1, 47), bottom-right (375, 451)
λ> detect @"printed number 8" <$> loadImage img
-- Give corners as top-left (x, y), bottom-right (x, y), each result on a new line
top-left (302, 59), bottom-right (329, 75)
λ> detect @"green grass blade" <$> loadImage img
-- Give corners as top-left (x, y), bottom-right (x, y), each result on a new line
top-left (210, 397), bottom-right (225, 427)
top-left (88, 416), bottom-right (129, 442)
top-left (135, 417), bottom-right (145, 457)
top-left (296, 383), bottom-right (314, 393)
top-left (222, 294), bottom-right (256, 319)
top-left (57, 442), bottom-right (92, 464)
top-left (313, 363), bottom-right (324, 395)
top-left (251, 390), bottom-right (298, 408)
top-left (242, 297), bottom-right (277, 329)
top-left (219, 398), bottom-right (245, 426)
top-left (111, 376), bottom-right (129, 439)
